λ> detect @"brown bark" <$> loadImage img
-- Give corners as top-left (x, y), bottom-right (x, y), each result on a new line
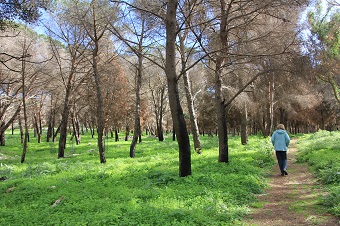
top-left (93, 47), bottom-right (106, 163)
top-left (115, 129), bottom-right (119, 142)
top-left (151, 84), bottom-right (165, 142)
top-left (21, 41), bottom-right (29, 163)
top-left (179, 36), bottom-right (201, 153)
top-left (215, 0), bottom-right (229, 163)
top-left (183, 70), bottom-right (201, 153)
top-left (0, 105), bottom-right (21, 146)
top-left (157, 87), bottom-right (165, 142)
top-left (215, 59), bottom-right (229, 163)
top-left (33, 112), bottom-right (42, 143)
top-left (18, 113), bottom-right (24, 144)
top-left (240, 104), bottom-right (248, 145)
top-left (165, 0), bottom-right (191, 177)
top-left (125, 125), bottom-right (130, 141)
top-left (71, 111), bottom-right (81, 145)
top-left (257, 75), bottom-right (274, 137)
top-left (58, 88), bottom-right (70, 158)
top-left (130, 52), bottom-right (143, 158)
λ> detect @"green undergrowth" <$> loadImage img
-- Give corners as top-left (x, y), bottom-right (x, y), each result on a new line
top-left (0, 131), bottom-right (274, 225)
top-left (296, 130), bottom-right (340, 217)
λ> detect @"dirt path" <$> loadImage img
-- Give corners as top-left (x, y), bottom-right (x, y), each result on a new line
top-left (244, 139), bottom-right (340, 226)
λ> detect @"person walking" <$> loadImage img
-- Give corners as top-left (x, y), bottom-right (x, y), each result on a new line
top-left (271, 124), bottom-right (290, 176)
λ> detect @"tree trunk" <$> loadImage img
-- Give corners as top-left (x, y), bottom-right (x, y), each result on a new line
top-left (33, 113), bottom-right (42, 143)
top-left (215, 0), bottom-right (229, 163)
top-left (215, 60), bottom-right (229, 163)
top-left (258, 75), bottom-right (274, 137)
top-left (130, 54), bottom-right (142, 158)
top-left (58, 100), bottom-right (69, 158)
top-left (183, 71), bottom-right (201, 153)
top-left (21, 112), bottom-right (29, 163)
top-left (20, 41), bottom-right (29, 163)
top-left (279, 107), bottom-right (288, 128)
top-left (157, 100), bottom-right (164, 142)
top-left (21, 58), bottom-right (29, 163)
top-left (157, 86), bottom-right (165, 141)
top-left (165, 0), bottom-right (191, 177)
top-left (58, 70), bottom-right (74, 157)
top-left (71, 112), bottom-right (81, 145)
top-left (179, 32), bottom-right (201, 153)
top-left (93, 48), bottom-right (106, 164)
top-left (46, 110), bottom-right (53, 142)
top-left (18, 113), bottom-right (24, 144)
top-left (125, 125), bottom-right (130, 141)
top-left (115, 129), bottom-right (119, 142)
top-left (0, 121), bottom-right (5, 146)
top-left (0, 105), bottom-right (21, 146)
top-left (53, 124), bottom-right (60, 143)
top-left (240, 104), bottom-right (248, 145)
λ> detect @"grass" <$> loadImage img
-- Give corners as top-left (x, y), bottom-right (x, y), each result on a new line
top-left (296, 130), bottom-right (340, 217)
top-left (0, 130), bottom-right (275, 225)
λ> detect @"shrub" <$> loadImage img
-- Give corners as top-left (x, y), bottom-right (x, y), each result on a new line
top-left (297, 130), bottom-right (340, 216)
top-left (323, 186), bottom-right (340, 216)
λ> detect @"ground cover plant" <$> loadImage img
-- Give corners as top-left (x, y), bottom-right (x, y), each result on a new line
top-left (0, 131), bottom-right (274, 225)
top-left (296, 130), bottom-right (340, 216)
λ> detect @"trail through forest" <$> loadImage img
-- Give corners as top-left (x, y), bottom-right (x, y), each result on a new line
top-left (244, 139), bottom-right (340, 226)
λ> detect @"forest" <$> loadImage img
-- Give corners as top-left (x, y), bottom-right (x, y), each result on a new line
top-left (0, 0), bottom-right (339, 173)
top-left (1, 0), bottom-right (340, 176)
top-left (1, 1), bottom-right (340, 225)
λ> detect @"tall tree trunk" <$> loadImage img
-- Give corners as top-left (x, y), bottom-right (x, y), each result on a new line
top-left (183, 70), bottom-right (201, 153)
top-left (33, 113), bottom-right (42, 143)
top-left (21, 44), bottom-right (29, 163)
top-left (0, 121), bottom-right (5, 146)
top-left (53, 124), bottom-right (60, 143)
top-left (18, 113), bottom-right (24, 144)
top-left (240, 104), bottom-right (248, 145)
top-left (178, 14), bottom-right (201, 153)
top-left (152, 85), bottom-right (165, 142)
top-left (71, 112), bottom-right (81, 145)
top-left (215, 60), bottom-right (229, 163)
top-left (166, 0), bottom-right (191, 177)
top-left (179, 33), bottom-right (202, 154)
top-left (157, 89), bottom-right (164, 142)
top-left (125, 125), bottom-right (129, 141)
top-left (93, 48), bottom-right (106, 163)
top-left (215, 0), bottom-right (229, 163)
top-left (46, 110), bottom-right (53, 142)
top-left (258, 75), bottom-right (274, 137)
top-left (130, 54), bottom-right (142, 158)
top-left (115, 129), bottom-right (119, 142)
top-left (279, 107), bottom-right (288, 128)
top-left (58, 90), bottom-right (70, 158)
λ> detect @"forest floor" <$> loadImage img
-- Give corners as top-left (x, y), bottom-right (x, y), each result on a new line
top-left (244, 139), bottom-right (340, 226)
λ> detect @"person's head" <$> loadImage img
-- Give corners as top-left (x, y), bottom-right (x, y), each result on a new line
top-left (277, 124), bottom-right (285, 130)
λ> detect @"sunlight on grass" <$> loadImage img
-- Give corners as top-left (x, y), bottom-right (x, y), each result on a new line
top-left (0, 131), bottom-right (275, 225)
top-left (297, 130), bottom-right (340, 217)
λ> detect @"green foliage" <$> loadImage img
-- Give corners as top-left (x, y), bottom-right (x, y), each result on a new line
top-left (0, 131), bottom-right (274, 225)
top-left (0, 0), bottom-right (51, 31)
top-left (322, 186), bottom-right (340, 216)
top-left (297, 130), bottom-right (340, 216)
top-left (308, 2), bottom-right (340, 59)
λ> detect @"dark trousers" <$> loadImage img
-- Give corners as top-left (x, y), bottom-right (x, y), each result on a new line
top-left (275, 151), bottom-right (287, 174)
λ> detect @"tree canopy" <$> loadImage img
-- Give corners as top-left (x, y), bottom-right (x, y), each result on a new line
top-left (0, 0), bottom-right (51, 30)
